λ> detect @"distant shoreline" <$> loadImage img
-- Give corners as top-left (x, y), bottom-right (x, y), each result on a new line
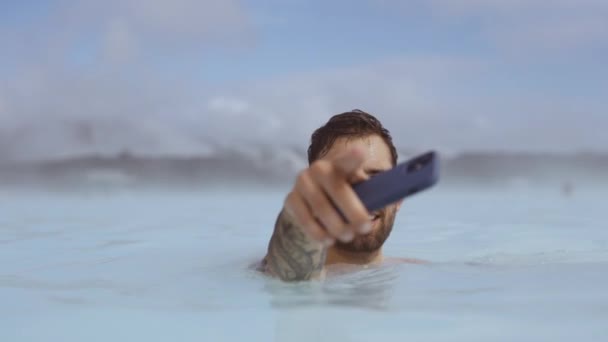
top-left (1, 149), bottom-right (607, 189)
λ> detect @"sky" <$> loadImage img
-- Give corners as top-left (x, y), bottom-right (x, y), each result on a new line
top-left (0, 0), bottom-right (607, 161)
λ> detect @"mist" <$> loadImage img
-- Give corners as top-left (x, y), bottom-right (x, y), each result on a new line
top-left (1, 0), bottom-right (607, 171)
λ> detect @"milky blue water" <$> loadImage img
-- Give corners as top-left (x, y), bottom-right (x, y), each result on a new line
top-left (1, 186), bottom-right (607, 341)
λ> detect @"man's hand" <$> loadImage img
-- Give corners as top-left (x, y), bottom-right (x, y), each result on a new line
top-left (264, 148), bottom-right (372, 281)
top-left (284, 148), bottom-right (372, 246)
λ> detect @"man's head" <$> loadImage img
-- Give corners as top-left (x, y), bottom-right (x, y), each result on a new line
top-left (307, 109), bottom-right (400, 253)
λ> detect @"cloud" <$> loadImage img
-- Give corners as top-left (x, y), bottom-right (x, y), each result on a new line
top-left (64, 0), bottom-right (251, 48)
top-left (1, 1), bottom-right (606, 162)
top-left (190, 55), bottom-right (608, 154)
top-left (2, 50), bottom-right (607, 161)
top-left (207, 97), bottom-right (251, 115)
top-left (375, 0), bottom-right (608, 55)
top-left (0, 0), bottom-right (254, 161)
top-left (0, 0), bottom-right (252, 69)
top-left (102, 18), bottom-right (138, 64)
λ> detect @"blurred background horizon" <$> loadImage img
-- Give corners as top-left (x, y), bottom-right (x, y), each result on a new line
top-left (1, 0), bottom-right (607, 188)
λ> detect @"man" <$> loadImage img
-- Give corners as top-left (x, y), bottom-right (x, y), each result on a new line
top-left (262, 109), bottom-right (418, 282)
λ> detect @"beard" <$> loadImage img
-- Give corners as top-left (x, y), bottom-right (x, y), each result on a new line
top-left (334, 205), bottom-right (398, 253)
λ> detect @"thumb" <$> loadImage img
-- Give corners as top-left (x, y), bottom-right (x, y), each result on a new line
top-left (332, 148), bottom-right (366, 176)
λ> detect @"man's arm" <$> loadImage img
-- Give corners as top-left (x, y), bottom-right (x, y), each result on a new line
top-left (263, 210), bottom-right (327, 281)
top-left (261, 149), bottom-right (370, 282)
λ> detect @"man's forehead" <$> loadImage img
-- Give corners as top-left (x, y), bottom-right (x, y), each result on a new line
top-left (323, 135), bottom-right (393, 169)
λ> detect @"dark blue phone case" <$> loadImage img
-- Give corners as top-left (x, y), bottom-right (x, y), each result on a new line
top-left (352, 151), bottom-right (439, 212)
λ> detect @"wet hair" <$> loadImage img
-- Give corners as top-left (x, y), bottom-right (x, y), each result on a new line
top-left (307, 109), bottom-right (398, 165)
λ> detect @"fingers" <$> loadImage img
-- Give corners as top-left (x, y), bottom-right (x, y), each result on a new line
top-left (332, 148), bottom-right (366, 176)
top-left (309, 158), bottom-right (370, 234)
top-left (296, 170), bottom-right (352, 243)
top-left (284, 191), bottom-right (334, 246)
top-left (318, 175), bottom-right (371, 234)
top-left (283, 147), bottom-right (372, 246)
top-left (348, 168), bottom-right (370, 184)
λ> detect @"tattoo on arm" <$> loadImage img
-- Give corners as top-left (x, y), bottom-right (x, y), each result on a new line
top-left (263, 210), bottom-right (327, 281)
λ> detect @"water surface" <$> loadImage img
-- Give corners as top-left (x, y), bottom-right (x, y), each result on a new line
top-left (1, 186), bottom-right (607, 341)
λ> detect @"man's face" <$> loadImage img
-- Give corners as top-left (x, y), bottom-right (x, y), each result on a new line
top-left (321, 134), bottom-right (401, 253)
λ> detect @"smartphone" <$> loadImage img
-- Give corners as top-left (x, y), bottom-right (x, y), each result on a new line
top-left (352, 151), bottom-right (439, 212)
